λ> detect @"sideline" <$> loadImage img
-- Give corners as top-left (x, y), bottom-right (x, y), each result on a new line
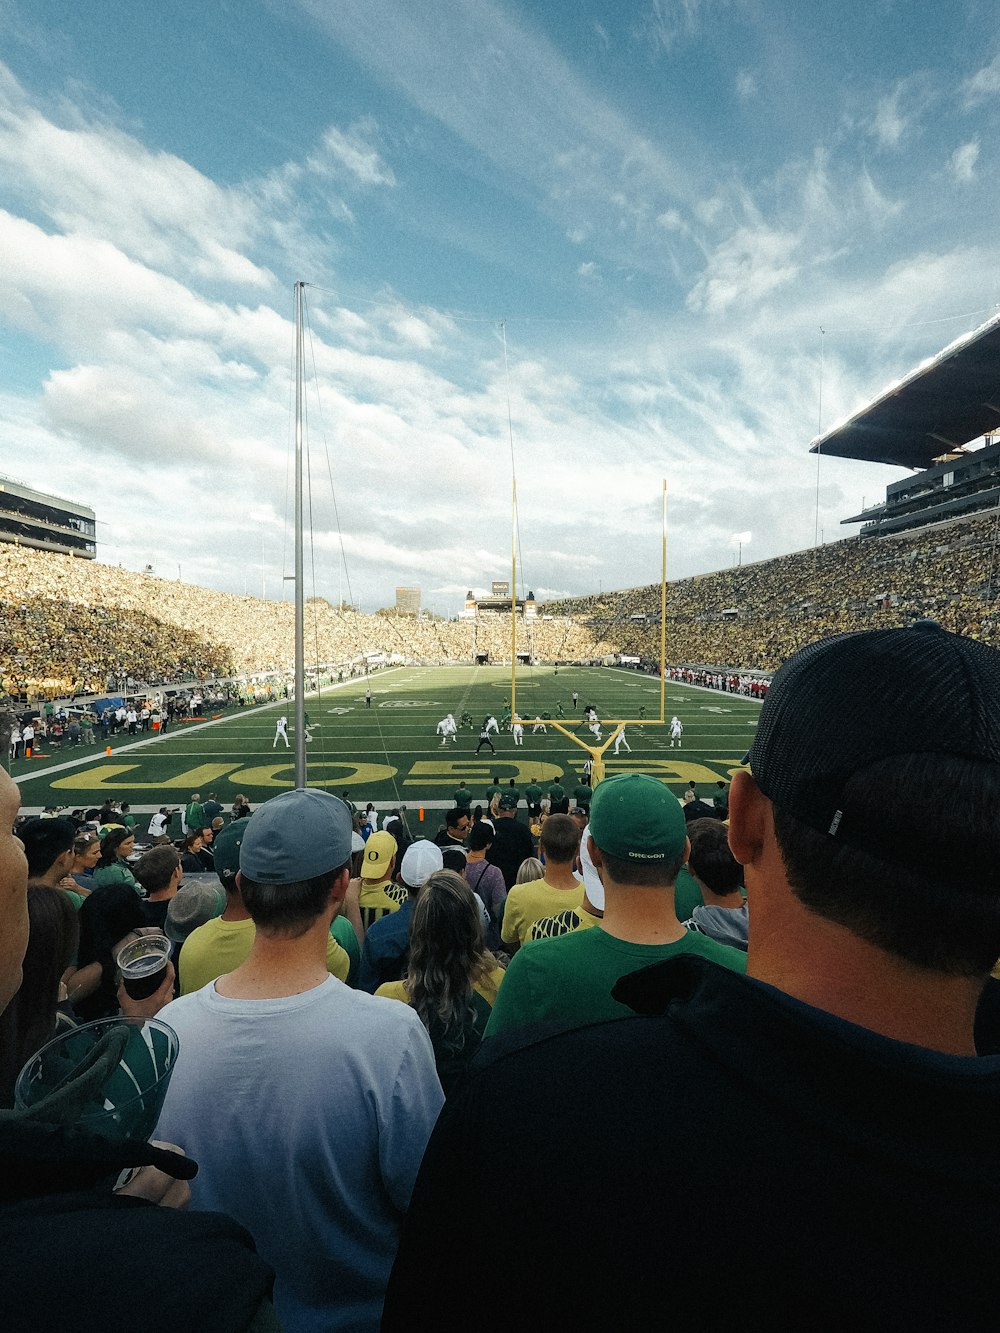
top-left (15, 668), bottom-right (407, 813)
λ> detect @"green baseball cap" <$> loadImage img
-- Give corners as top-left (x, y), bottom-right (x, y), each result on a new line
top-left (589, 773), bottom-right (687, 861)
top-left (213, 817), bottom-right (251, 886)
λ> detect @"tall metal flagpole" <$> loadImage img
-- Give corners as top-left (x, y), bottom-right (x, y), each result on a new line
top-left (293, 281), bottom-right (307, 789)
top-left (510, 475), bottom-right (517, 718)
top-left (660, 480), bottom-right (667, 724)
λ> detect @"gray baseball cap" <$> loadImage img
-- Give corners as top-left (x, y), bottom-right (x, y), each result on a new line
top-left (240, 789), bottom-right (353, 884)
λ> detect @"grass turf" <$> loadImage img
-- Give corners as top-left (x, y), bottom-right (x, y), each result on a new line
top-left (12, 665), bottom-right (761, 815)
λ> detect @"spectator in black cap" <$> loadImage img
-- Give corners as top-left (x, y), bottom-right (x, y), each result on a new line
top-left (384, 624), bottom-right (1000, 1333)
top-left (485, 792), bottom-right (534, 889)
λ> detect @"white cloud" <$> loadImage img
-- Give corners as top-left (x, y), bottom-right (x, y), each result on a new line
top-left (687, 223), bottom-right (800, 314)
top-left (0, 64), bottom-right (274, 288)
top-left (633, 0), bottom-right (731, 54)
top-left (735, 69), bottom-right (757, 100)
top-left (872, 90), bottom-right (907, 149)
top-left (949, 140), bottom-right (979, 183)
top-left (306, 120), bottom-right (397, 188)
top-left (657, 208), bottom-right (685, 231)
top-left (962, 53), bottom-right (1000, 108)
top-left (867, 75), bottom-right (937, 153)
top-left (5, 13), bottom-right (1000, 614)
top-left (858, 171), bottom-right (902, 224)
top-left (290, 0), bottom-right (695, 262)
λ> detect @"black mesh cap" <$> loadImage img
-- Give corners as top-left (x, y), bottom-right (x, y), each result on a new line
top-left (747, 622), bottom-right (1000, 838)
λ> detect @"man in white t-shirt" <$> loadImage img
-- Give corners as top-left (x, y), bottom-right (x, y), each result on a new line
top-left (669, 716), bottom-right (683, 747)
top-left (156, 788), bottom-right (443, 1333)
top-left (273, 715), bottom-right (289, 748)
top-left (148, 807), bottom-right (172, 839)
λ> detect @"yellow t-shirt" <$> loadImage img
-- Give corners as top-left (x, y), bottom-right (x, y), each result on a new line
top-left (179, 915), bottom-right (351, 994)
top-left (501, 879), bottom-right (585, 948)
top-left (376, 966), bottom-right (506, 1009)
top-left (528, 904), bottom-right (602, 941)
top-left (358, 878), bottom-right (408, 934)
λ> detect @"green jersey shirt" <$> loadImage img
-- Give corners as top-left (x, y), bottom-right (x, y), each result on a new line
top-left (485, 925), bottom-right (746, 1037)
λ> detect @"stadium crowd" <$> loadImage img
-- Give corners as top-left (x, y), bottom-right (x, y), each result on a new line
top-left (0, 546), bottom-right (610, 701)
top-left (3, 510), bottom-right (1000, 705)
top-left (4, 621), bottom-right (1000, 1330)
top-left (551, 509), bottom-right (1000, 670)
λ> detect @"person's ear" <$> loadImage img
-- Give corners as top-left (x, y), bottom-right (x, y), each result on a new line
top-left (727, 771), bottom-right (768, 867)
top-left (329, 866), bottom-right (350, 905)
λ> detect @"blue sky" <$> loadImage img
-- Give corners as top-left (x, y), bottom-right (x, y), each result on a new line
top-left (2, 0), bottom-right (1000, 613)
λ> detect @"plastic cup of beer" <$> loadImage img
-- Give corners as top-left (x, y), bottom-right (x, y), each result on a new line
top-left (117, 933), bottom-right (172, 1000)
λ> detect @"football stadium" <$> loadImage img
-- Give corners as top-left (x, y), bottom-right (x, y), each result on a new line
top-left (5, 11), bottom-right (1000, 1331)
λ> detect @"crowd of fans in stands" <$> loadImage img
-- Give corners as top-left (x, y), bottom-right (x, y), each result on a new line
top-left (551, 509), bottom-right (1000, 669)
top-left (0, 546), bottom-right (610, 700)
top-left (4, 511), bottom-right (1000, 702)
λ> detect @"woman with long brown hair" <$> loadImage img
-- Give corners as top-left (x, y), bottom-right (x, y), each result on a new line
top-left (376, 869), bottom-right (505, 1093)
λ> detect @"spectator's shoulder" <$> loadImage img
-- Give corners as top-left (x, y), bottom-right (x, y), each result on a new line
top-left (158, 985), bottom-right (210, 1026)
top-left (475, 1009), bottom-right (631, 1082)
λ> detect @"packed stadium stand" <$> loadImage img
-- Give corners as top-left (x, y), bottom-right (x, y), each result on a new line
top-left (548, 508), bottom-right (1000, 672)
top-left (2, 505), bottom-right (999, 699)
top-left (0, 546), bottom-right (615, 699)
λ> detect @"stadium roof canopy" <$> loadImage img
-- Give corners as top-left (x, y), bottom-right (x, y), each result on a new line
top-left (809, 312), bottom-right (1000, 470)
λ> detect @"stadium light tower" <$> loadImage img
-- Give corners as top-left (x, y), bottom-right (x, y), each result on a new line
top-left (733, 531), bottom-right (752, 566)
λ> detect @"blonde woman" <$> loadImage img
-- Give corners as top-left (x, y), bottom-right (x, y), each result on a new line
top-left (515, 857), bottom-right (545, 885)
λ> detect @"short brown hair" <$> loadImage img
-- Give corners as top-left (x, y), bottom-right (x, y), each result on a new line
top-left (135, 845), bottom-right (181, 894)
top-left (539, 814), bottom-right (580, 865)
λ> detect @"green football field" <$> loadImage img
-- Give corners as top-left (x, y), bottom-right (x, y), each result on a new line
top-left (12, 665), bottom-right (761, 815)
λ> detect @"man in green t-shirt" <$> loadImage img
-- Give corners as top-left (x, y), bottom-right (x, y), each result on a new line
top-left (571, 779), bottom-right (592, 811)
top-left (485, 777), bottom-right (502, 806)
top-left (185, 793), bottom-right (205, 835)
top-left (453, 782), bottom-right (473, 812)
top-left (486, 773), bottom-right (746, 1036)
top-left (524, 779), bottom-right (543, 816)
top-left (548, 780), bottom-right (568, 814)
